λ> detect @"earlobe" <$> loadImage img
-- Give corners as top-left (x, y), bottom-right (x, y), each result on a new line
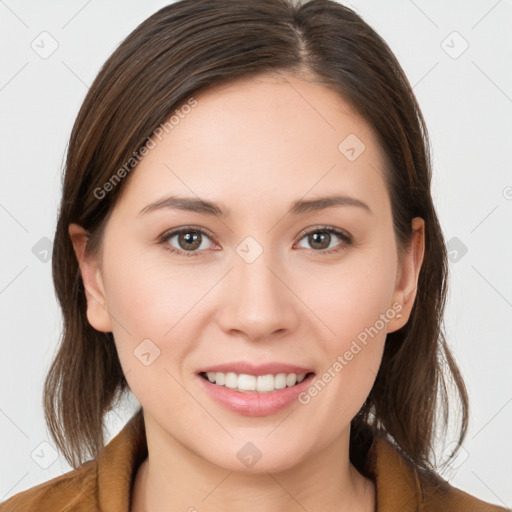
top-left (388, 217), bottom-right (425, 331)
top-left (68, 223), bottom-right (112, 333)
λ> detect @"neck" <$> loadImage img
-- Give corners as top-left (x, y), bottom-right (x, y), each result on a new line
top-left (131, 413), bottom-right (375, 512)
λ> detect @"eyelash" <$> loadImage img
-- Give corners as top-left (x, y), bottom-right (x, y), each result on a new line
top-left (158, 225), bottom-right (353, 258)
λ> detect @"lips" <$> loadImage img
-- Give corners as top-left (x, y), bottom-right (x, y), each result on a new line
top-left (197, 370), bottom-right (315, 416)
top-left (195, 361), bottom-right (316, 416)
top-left (197, 361), bottom-right (314, 376)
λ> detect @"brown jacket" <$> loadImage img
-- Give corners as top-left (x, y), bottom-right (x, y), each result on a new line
top-left (1, 410), bottom-right (508, 512)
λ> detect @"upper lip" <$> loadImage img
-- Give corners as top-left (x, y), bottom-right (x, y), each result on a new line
top-left (198, 361), bottom-right (314, 377)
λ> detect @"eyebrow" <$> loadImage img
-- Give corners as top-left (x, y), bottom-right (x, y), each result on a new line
top-left (139, 194), bottom-right (372, 217)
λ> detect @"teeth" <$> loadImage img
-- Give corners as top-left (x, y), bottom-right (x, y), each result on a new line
top-left (204, 371), bottom-right (308, 393)
top-left (238, 373), bottom-right (256, 391)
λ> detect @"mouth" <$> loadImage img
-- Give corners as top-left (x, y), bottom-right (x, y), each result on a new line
top-left (195, 361), bottom-right (316, 416)
top-left (198, 370), bottom-right (315, 394)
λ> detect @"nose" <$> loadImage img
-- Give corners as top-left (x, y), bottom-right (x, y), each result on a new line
top-left (216, 248), bottom-right (300, 343)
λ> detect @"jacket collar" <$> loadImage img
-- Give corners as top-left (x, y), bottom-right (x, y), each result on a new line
top-left (363, 432), bottom-right (423, 511)
top-left (97, 409), bottom-right (147, 511)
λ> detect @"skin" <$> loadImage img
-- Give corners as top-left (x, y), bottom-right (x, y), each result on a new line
top-left (70, 71), bottom-right (425, 512)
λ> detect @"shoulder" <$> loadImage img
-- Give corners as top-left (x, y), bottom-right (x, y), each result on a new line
top-left (0, 460), bottom-right (99, 512)
top-left (0, 408), bottom-right (148, 512)
top-left (417, 469), bottom-right (510, 512)
top-left (362, 433), bottom-right (509, 512)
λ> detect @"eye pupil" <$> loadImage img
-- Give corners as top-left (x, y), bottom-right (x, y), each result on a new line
top-left (309, 232), bottom-right (330, 250)
top-left (179, 231), bottom-right (201, 250)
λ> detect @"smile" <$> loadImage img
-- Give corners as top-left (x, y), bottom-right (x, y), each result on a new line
top-left (199, 371), bottom-right (312, 393)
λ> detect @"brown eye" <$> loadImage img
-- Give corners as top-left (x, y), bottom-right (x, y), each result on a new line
top-left (307, 231), bottom-right (331, 250)
top-left (177, 230), bottom-right (202, 251)
top-left (296, 226), bottom-right (352, 254)
top-left (160, 227), bottom-right (215, 257)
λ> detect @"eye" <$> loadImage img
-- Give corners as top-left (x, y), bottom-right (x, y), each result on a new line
top-left (158, 225), bottom-right (353, 258)
top-left (159, 227), bottom-right (216, 257)
top-left (295, 226), bottom-right (352, 255)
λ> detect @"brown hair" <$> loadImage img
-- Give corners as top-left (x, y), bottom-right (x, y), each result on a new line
top-left (45, 0), bottom-right (468, 476)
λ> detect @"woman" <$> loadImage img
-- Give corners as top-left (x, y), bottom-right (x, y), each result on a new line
top-left (1, 0), bottom-right (507, 511)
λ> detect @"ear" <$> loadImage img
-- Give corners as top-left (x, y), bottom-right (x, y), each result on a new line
top-left (387, 217), bottom-right (425, 332)
top-left (68, 223), bottom-right (112, 333)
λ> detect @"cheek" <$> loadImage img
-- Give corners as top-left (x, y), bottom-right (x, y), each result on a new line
top-left (99, 247), bottom-right (203, 394)
top-left (101, 238), bottom-right (202, 339)
top-left (303, 240), bottom-right (398, 347)
top-left (295, 239), bottom-right (396, 413)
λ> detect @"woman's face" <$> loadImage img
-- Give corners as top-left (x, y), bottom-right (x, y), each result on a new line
top-left (73, 71), bottom-right (423, 473)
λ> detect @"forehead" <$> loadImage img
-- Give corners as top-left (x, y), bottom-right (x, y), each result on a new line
top-left (113, 71), bottom-right (389, 218)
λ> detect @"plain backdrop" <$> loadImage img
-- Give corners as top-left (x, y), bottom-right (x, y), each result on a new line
top-left (1, 0), bottom-right (511, 507)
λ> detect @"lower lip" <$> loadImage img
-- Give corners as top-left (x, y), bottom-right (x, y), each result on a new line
top-left (197, 373), bottom-right (315, 416)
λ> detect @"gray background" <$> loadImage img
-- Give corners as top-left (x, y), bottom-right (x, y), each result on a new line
top-left (1, 0), bottom-right (511, 507)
